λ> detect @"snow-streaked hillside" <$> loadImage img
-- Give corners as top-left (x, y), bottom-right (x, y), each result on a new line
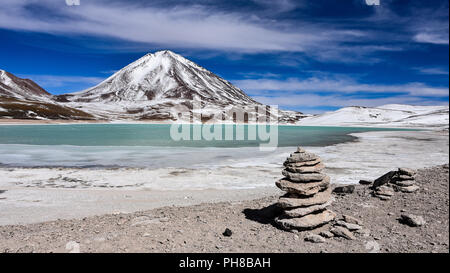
top-left (0, 70), bottom-right (94, 120)
top-left (0, 70), bottom-right (51, 101)
top-left (298, 105), bottom-right (449, 129)
top-left (56, 50), bottom-right (304, 122)
top-left (67, 50), bottom-right (256, 105)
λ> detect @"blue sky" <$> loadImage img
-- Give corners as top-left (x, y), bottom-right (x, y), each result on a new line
top-left (0, 0), bottom-right (448, 113)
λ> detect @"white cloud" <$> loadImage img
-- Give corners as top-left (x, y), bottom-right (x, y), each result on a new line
top-left (413, 67), bottom-right (449, 75)
top-left (19, 74), bottom-right (104, 88)
top-left (0, 0), bottom-right (397, 62)
top-left (252, 94), bottom-right (449, 109)
top-left (251, 0), bottom-right (300, 13)
top-left (414, 33), bottom-right (449, 45)
top-left (233, 77), bottom-right (449, 97)
top-left (0, 0), bottom-right (324, 53)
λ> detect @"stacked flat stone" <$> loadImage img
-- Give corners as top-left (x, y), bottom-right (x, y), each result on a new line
top-left (275, 147), bottom-right (336, 231)
top-left (390, 168), bottom-right (419, 193)
top-left (372, 167), bottom-right (419, 200)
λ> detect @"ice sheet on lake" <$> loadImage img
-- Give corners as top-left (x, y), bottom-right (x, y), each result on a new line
top-left (0, 130), bottom-right (448, 191)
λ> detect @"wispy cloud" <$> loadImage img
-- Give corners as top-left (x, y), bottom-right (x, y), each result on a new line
top-left (414, 33), bottom-right (449, 45)
top-left (0, 0), bottom-right (325, 53)
top-left (251, 0), bottom-right (300, 13)
top-left (413, 67), bottom-right (449, 75)
top-left (19, 74), bottom-right (104, 88)
top-left (252, 93), bottom-right (449, 110)
top-left (0, 0), bottom-right (414, 63)
top-left (233, 76), bottom-right (449, 97)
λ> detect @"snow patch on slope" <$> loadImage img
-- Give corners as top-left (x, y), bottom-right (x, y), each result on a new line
top-left (298, 105), bottom-right (449, 129)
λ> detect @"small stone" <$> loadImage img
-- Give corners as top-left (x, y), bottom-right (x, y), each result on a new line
top-left (284, 158), bottom-right (321, 167)
top-left (296, 147), bottom-right (306, 153)
top-left (359, 179), bottom-right (373, 185)
top-left (395, 174), bottom-right (415, 181)
top-left (223, 228), bottom-right (233, 237)
top-left (392, 179), bottom-right (415, 187)
top-left (222, 228), bottom-right (233, 237)
top-left (275, 209), bottom-right (336, 231)
top-left (278, 188), bottom-right (332, 208)
top-left (285, 163), bottom-right (326, 174)
top-left (333, 185), bottom-right (355, 194)
top-left (354, 228), bottom-right (371, 237)
top-left (65, 241), bottom-right (80, 253)
top-left (276, 177), bottom-right (330, 196)
top-left (282, 170), bottom-right (327, 182)
top-left (342, 215), bottom-right (363, 225)
top-left (397, 185), bottom-right (420, 193)
top-left (287, 152), bottom-right (320, 163)
top-left (365, 240), bottom-right (380, 253)
top-left (398, 168), bottom-right (416, 176)
top-left (375, 195), bottom-right (391, 201)
top-left (330, 226), bottom-right (355, 240)
top-left (335, 220), bottom-right (362, 231)
top-left (373, 171), bottom-right (397, 188)
top-left (374, 185), bottom-right (394, 196)
top-left (283, 199), bottom-right (333, 218)
top-left (400, 214), bottom-right (426, 227)
top-left (319, 231), bottom-right (334, 238)
top-left (304, 233), bottom-right (326, 243)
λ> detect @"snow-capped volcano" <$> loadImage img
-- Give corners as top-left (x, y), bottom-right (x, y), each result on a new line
top-left (57, 50), bottom-right (303, 122)
top-left (64, 50), bottom-right (256, 105)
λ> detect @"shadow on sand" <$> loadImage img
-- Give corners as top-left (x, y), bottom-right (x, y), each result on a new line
top-left (242, 203), bottom-right (282, 228)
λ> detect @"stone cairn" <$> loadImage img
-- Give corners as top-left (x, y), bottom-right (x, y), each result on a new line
top-left (372, 167), bottom-right (418, 200)
top-left (274, 147), bottom-right (336, 231)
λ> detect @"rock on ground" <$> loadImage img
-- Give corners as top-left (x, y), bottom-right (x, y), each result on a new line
top-left (330, 226), bottom-right (355, 240)
top-left (304, 233), bottom-right (326, 243)
top-left (400, 214), bottom-right (426, 227)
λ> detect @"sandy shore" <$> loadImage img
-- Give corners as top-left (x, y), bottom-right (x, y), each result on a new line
top-left (0, 129), bottom-right (448, 226)
top-left (0, 165), bottom-right (448, 253)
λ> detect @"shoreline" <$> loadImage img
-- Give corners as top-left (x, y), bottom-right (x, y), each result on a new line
top-left (0, 129), bottom-right (448, 226)
top-left (0, 118), bottom-right (442, 130)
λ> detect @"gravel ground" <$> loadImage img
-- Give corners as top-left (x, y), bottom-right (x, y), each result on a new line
top-left (0, 164), bottom-right (448, 253)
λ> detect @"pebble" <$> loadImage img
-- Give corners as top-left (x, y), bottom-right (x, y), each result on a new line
top-left (319, 231), bottom-right (334, 238)
top-left (65, 241), bottom-right (80, 253)
top-left (335, 220), bottom-right (362, 231)
top-left (342, 215), bottom-right (363, 225)
top-left (304, 233), bottom-right (326, 243)
top-left (400, 214), bottom-right (426, 227)
top-left (365, 240), bottom-right (380, 253)
top-left (333, 185), bottom-right (355, 194)
top-left (330, 226), bottom-right (355, 240)
top-left (359, 180), bottom-right (373, 185)
top-left (223, 228), bottom-right (233, 237)
top-left (354, 228), bottom-right (371, 237)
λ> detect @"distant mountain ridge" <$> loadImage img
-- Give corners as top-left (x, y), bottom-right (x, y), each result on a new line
top-left (0, 70), bottom-right (50, 100)
top-left (0, 51), bottom-right (447, 128)
top-left (0, 70), bottom-right (94, 120)
top-left (297, 104), bottom-right (449, 128)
